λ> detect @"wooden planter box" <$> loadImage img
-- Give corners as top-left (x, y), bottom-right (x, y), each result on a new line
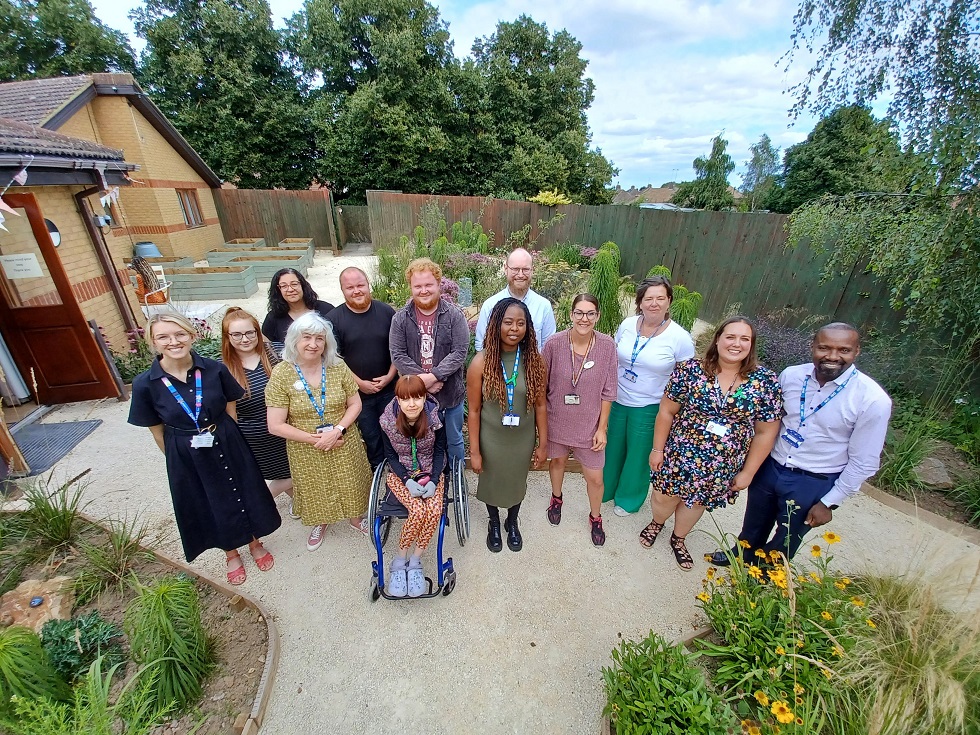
top-left (126, 255), bottom-right (195, 269)
top-left (223, 238), bottom-right (267, 248)
top-left (164, 266), bottom-right (258, 300)
top-left (206, 246), bottom-right (313, 269)
top-left (278, 238), bottom-right (315, 252)
top-left (227, 255), bottom-right (307, 281)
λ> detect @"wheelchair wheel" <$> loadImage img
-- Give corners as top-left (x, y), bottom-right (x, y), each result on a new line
top-left (368, 574), bottom-right (380, 602)
top-left (451, 458), bottom-right (471, 546)
top-left (442, 569), bottom-right (457, 596)
top-left (366, 459), bottom-right (389, 545)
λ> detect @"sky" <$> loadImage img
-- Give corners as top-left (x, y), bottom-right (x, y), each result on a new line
top-left (88, 0), bottom-right (826, 189)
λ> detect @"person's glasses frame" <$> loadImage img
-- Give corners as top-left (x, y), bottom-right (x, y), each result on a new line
top-left (153, 332), bottom-right (192, 344)
top-left (228, 330), bottom-right (258, 341)
top-left (572, 310), bottom-right (599, 321)
top-left (279, 281), bottom-right (302, 291)
top-left (507, 266), bottom-right (532, 275)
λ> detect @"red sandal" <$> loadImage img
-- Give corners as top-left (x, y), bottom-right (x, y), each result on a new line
top-left (250, 544), bottom-right (275, 572)
top-left (226, 554), bottom-right (247, 585)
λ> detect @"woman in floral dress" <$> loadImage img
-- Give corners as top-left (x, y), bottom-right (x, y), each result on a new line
top-left (640, 317), bottom-right (782, 570)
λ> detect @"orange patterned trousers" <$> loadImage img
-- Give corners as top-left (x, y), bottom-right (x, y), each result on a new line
top-left (386, 474), bottom-right (445, 551)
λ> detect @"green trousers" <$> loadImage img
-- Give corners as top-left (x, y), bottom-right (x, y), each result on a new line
top-left (602, 401), bottom-right (659, 513)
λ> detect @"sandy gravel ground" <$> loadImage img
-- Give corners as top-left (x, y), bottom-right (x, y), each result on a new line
top-left (13, 250), bottom-right (980, 734)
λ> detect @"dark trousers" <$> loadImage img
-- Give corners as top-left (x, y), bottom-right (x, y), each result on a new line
top-left (737, 456), bottom-right (840, 560)
top-left (358, 385), bottom-right (395, 470)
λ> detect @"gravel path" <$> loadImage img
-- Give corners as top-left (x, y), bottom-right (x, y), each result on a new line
top-left (15, 250), bottom-right (980, 734)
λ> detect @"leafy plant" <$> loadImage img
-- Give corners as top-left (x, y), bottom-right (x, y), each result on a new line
top-left (528, 189), bottom-right (571, 206)
top-left (112, 328), bottom-right (155, 382)
top-left (124, 576), bottom-right (214, 712)
top-left (602, 630), bottom-right (737, 734)
top-left (41, 611), bottom-right (123, 684)
top-left (588, 244), bottom-right (622, 336)
top-left (21, 473), bottom-right (89, 550)
top-left (0, 626), bottom-right (70, 713)
top-left (75, 516), bottom-right (154, 603)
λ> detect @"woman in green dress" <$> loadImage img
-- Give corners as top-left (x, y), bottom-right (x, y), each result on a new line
top-left (467, 298), bottom-right (548, 553)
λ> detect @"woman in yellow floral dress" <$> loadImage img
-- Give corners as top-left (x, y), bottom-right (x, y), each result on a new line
top-left (266, 313), bottom-right (371, 551)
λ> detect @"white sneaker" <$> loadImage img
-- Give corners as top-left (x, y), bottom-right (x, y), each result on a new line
top-left (613, 505), bottom-right (631, 517)
top-left (306, 524), bottom-right (325, 551)
top-left (388, 568), bottom-right (408, 597)
top-left (288, 500), bottom-right (299, 520)
top-left (407, 565), bottom-right (426, 597)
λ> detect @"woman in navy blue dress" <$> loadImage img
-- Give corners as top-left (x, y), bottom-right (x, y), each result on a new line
top-left (128, 313), bottom-right (281, 585)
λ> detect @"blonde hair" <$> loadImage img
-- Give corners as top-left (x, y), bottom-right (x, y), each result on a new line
top-left (405, 257), bottom-right (442, 282)
top-left (145, 312), bottom-right (197, 353)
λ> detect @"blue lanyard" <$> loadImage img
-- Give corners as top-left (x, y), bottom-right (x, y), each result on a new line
top-left (800, 368), bottom-right (857, 426)
top-left (501, 346), bottom-right (521, 414)
top-left (630, 317), bottom-right (666, 370)
top-left (293, 361), bottom-right (327, 422)
top-left (161, 369), bottom-right (203, 432)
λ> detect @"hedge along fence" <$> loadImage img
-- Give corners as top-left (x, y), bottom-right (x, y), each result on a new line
top-left (365, 191), bottom-right (902, 332)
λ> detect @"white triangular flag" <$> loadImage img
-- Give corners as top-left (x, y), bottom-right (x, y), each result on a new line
top-left (100, 193), bottom-right (111, 208)
top-left (0, 211), bottom-right (7, 232)
top-left (12, 167), bottom-right (27, 185)
top-left (109, 186), bottom-right (120, 204)
top-left (0, 198), bottom-right (18, 216)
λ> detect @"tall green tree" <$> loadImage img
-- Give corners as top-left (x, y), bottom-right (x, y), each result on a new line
top-left (783, 0), bottom-right (979, 337)
top-left (671, 134), bottom-right (735, 210)
top-left (739, 133), bottom-right (780, 211)
top-left (767, 105), bottom-right (904, 213)
top-left (471, 15), bottom-right (617, 204)
top-left (0, 0), bottom-right (135, 81)
top-left (133, 0), bottom-right (316, 189)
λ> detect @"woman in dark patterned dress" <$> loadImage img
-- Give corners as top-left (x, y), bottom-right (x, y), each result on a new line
top-left (221, 308), bottom-right (295, 518)
top-left (641, 317), bottom-right (783, 570)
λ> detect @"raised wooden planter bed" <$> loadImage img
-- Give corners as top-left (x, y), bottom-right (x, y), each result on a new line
top-left (223, 238), bottom-right (267, 248)
top-left (278, 238), bottom-right (316, 252)
top-left (126, 255), bottom-right (195, 269)
top-left (227, 255), bottom-right (307, 281)
top-left (206, 246), bottom-right (313, 269)
top-left (163, 266), bottom-right (258, 300)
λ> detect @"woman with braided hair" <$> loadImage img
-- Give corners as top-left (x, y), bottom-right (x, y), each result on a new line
top-left (466, 297), bottom-right (548, 553)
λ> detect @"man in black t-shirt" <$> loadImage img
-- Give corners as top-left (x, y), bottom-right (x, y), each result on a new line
top-left (327, 267), bottom-right (397, 469)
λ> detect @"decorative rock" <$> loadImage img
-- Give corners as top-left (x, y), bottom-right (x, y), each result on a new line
top-left (0, 577), bottom-right (74, 632)
top-left (913, 456), bottom-right (954, 489)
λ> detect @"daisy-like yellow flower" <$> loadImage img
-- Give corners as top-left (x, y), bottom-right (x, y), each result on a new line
top-left (851, 596), bottom-right (865, 607)
top-left (696, 592), bottom-right (710, 603)
top-left (811, 545), bottom-right (822, 558)
top-left (867, 618), bottom-right (877, 630)
top-left (755, 548), bottom-right (768, 559)
top-left (706, 567), bottom-right (716, 579)
top-left (832, 645), bottom-right (844, 657)
top-left (769, 549), bottom-right (782, 562)
top-left (754, 690), bottom-right (770, 707)
top-left (747, 565), bottom-right (763, 580)
top-left (821, 668), bottom-right (833, 680)
top-left (749, 601), bottom-right (757, 609)
top-left (796, 640), bottom-right (804, 648)
top-left (771, 700), bottom-right (795, 724)
top-left (809, 572), bottom-right (822, 583)
top-left (834, 581), bottom-right (847, 590)
top-left (822, 531), bottom-right (841, 544)
top-left (739, 539), bottom-right (752, 549)
top-left (841, 577), bottom-right (852, 586)
top-left (821, 611), bottom-right (833, 621)
top-left (794, 683), bottom-right (805, 695)
top-left (775, 646), bottom-right (786, 655)
top-left (748, 727), bottom-right (762, 735)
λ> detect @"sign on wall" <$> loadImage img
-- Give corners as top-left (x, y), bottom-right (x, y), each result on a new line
top-left (0, 253), bottom-right (43, 279)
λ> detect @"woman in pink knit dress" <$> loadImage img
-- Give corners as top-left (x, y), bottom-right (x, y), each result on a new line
top-left (541, 294), bottom-right (619, 546)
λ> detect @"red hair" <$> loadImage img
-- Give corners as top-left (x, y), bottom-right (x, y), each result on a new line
top-left (394, 375), bottom-right (429, 438)
top-left (221, 307), bottom-right (278, 396)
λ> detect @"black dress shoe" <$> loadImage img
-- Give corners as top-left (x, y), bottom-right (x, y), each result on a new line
top-left (504, 518), bottom-right (523, 552)
top-left (707, 548), bottom-right (737, 567)
top-left (487, 519), bottom-right (502, 553)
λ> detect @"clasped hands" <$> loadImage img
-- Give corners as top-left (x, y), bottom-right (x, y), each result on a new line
top-left (310, 429), bottom-right (344, 451)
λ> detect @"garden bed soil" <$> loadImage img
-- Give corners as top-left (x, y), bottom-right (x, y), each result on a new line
top-left (879, 440), bottom-right (978, 528)
top-left (1, 520), bottom-right (266, 735)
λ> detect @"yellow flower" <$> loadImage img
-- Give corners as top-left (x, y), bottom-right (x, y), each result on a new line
top-left (809, 572), bottom-right (822, 583)
top-left (821, 668), bottom-right (833, 680)
top-left (755, 548), bottom-right (768, 559)
top-left (769, 549), bottom-right (783, 562)
top-left (821, 611), bottom-right (833, 621)
top-left (754, 690), bottom-right (770, 707)
top-left (841, 577), bottom-right (852, 585)
top-left (794, 683), bottom-right (805, 695)
top-left (696, 592), bottom-right (710, 603)
top-left (739, 539), bottom-right (752, 549)
top-left (867, 618), bottom-right (877, 629)
top-left (834, 581), bottom-right (847, 590)
top-left (748, 727), bottom-right (761, 735)
top-left (851, 596), bottom-right (865, 607)
top-left (811, 545), bottom-right (822, 558)
top-left (706, 567), bottom-right (716, 579)
top-left (747, 565), bottom-right (763, 579)
top-left (822, 530), bottom-right (841, 544)
top-left (796, 640), bottom-right (804, 648)
top-left (775, 646), bottom-right (786, 655)
top-left (833, 645), bottom-right (844, 657)
top-left (771, 700), bottom-right (795, 724)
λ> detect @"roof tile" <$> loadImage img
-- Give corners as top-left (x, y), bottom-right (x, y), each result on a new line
top-left (0, 76), bottom-right (93, 125)
top-left (0, 117), bottom-right (125, 160)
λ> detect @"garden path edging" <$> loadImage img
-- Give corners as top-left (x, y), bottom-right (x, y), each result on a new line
top-left (860, 482), bottom-right (980, 546)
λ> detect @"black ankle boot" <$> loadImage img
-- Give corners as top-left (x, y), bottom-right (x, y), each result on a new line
top-left (486, 518), bottom-right (502, 553)
top-left (504, 517), bottom-right (523, 552)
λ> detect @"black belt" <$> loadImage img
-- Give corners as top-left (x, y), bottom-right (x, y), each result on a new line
top-left (772, 460), bottom-right (828, 481)
top-left (165, 423), bottom-right (217, 435)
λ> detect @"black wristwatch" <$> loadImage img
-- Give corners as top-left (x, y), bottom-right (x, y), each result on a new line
top-left (335, 424), bottom-right (347, 435)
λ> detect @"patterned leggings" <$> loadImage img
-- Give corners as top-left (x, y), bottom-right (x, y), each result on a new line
top-left (387, 474), bottom-right (445, 551)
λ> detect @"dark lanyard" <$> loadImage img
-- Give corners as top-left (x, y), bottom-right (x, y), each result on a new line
top-left (629, 317), bottom-right (666, 371)
top-left (569, 333), bottom-right (595, 388)
top-left (410, 437), bottom-right (418, 471)
top-left (800, 368), bottom-right (856, 426)
top-left (161, 369), bottom-right (204, 432)
top-left (293, 361), bottom-right (327, 423)
top-left (712, 374), bottom-right (740, 412)
top-left (502, 346), bottom-right (522, 414)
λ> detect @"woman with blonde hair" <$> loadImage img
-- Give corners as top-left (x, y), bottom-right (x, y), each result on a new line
top-left (128, 312), bottom-right (281, 585)
top-left (265, 313), bottom-right (372, 552)
top-left (220, 307), bottom-right (294, 517)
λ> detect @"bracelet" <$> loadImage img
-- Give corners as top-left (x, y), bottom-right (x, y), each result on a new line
top-left (652, 448), bottom-right (664, 454)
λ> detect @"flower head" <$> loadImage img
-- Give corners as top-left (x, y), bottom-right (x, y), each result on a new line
top-left (793, 683), bottom-right (805, 695)
top-left (748, 727), bottom-right (761, 735)
top-left (771, 700), bottom-right (795, 724)
top-left (755, 548), bottom-right (768, 559)
top-left (811, 545), bottom-right (822, 558)
top-left (822, 531), bottom-right (841, 544)
top-left (696, 591), bottom-right (710, 603)
top-left (821, 668), bottom-right (833, 680)
top-left (754, 690), bottom-right (770, 706)
top-left (821, 611), bottom-right (833, 621)
top-left (851, 596), bottom-right (865, 607)
top-left (775, 646), bottom-right (786, 655)
top-left (867, 618), bottom-right (877, 629)
top-left (739, 539), bottom-right (752, 549)
top-left (747, 565), bottom-right (763, 580)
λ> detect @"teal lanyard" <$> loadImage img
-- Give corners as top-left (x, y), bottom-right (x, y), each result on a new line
top-left (800, 368), bottom-right (857, 427)
top-left (501, 346), bottom-right (521, 413)
top-left (293, 361), bottom-right (327, 423)
top-left (161, 369), bottom-right (203, 432)
top-left (630, 317), bottom-right (665, 371)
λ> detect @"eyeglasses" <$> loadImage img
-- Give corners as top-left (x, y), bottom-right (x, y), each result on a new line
top-left (507, 267), bottom-right (532, 275)
top-left (279, 281), bottom-right (302, 291)
top-left (228, 330), bottom-right (257, 341)
top-left (572, 310), bottom-right (599, 321)
top-left (153, 331), bottom-right (192, 344)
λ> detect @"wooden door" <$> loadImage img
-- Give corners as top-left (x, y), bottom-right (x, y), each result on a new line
top-left (0, 192), bottom-right (121, 403)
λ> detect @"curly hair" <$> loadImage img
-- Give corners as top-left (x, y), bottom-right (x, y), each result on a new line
top-left (481, 298), bottom-right (547, 412)
top-left (267, 268), bottom-right (320, 318)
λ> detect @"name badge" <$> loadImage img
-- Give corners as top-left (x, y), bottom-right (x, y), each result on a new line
top-left (502, 414), bottom-right (520, 427)
top-left (564, 394), bottom-right (581, 405)
top-left (582, 361), bottom-right (595, 369)
top-left (190, 433), bottom-right (214, 449)
top-left (781, 428), bottom-right (804, 448)
top-left (623, 369), bottom-right (638, 383)
top-left (706, 421), bottom-right (728, 437)
top-left (316, 424), bottom-right (334, 434)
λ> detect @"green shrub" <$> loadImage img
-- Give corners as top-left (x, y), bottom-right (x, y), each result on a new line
top-left (602, 630), bottom-right (737, 734)
top-left (0, 626), bottom-right (70, 713)
top-left (21, 474), bottom-right (88, 550)
top-left (124, 576), bottom-right (214, 712)
top-left (41, 611), bottom-right (123, 684)
top-left (111, 328), bottom-right (155, 382)
top-left (75, 516), bottom-right (154, 603)
top-left (589, 247), bottom-right (622, 336)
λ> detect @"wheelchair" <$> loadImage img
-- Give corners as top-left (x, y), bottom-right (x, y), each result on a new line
top-left (367, 457), bottom-right (471, 601)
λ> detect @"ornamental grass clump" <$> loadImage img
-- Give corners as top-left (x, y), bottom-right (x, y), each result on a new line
top-left (0, 626), bottom-right (70, 714)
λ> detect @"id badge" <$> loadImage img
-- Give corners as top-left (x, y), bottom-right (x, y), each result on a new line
top-left (706, 420), bottom-right (728, 437)
top-left (502, 414), bottom-right (520, 427)
top-left (623, 369), bottom-right (638, 383)
top-left (316, 424), bottom-right (334, 434)
top-left (781, 428), bottom-right (804, 447)
top-left (190, 433), bottom-right (214, 449)
top-left (564, 394), bottom-right (580, 405)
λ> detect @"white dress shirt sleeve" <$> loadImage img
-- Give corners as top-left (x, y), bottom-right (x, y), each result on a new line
top-left (820, 392), bottom-right (892, 507)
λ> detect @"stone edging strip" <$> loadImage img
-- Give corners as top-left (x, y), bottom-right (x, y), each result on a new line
top-left (860, 482), bottom-right (980, 546)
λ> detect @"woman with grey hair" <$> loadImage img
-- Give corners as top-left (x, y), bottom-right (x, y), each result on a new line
top-left (266, 313), bottom-right (372, 551)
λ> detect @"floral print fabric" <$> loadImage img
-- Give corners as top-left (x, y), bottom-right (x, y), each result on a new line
top-left (652, 358), bottom-right (782, 510)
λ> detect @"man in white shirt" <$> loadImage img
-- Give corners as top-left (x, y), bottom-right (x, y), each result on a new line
top-left (474, 248), bottom-right (556, 351)
top-left (710, 323), bottom-right (891, 564)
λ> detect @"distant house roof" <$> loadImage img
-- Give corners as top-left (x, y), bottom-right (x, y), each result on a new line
top-left (0, 73), bottom-right (221, 188)
top-left (611, 184), bottom-right (677, 205)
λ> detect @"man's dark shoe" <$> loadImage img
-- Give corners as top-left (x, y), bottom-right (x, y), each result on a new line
top-left (487, 519), bottom-right (502, 553)
top-left (504, 518), bottom-right (523, 552)
top-left (706, 548), bottom-right (737, 567)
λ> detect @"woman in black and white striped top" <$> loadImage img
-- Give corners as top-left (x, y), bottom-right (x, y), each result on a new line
top-left (220, 307), bottom-right (295, 517)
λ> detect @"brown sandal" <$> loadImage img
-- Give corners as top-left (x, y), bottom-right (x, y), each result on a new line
top-left (639, 520), bottom-right (665, 549)
top-left (669, 533), bottom-right (693, 571)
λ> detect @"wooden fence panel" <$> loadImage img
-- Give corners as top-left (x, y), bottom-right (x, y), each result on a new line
top-left (338, 205), bottom-right (371, 244)
top-left (213, 189), bottom-right (338, 254)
